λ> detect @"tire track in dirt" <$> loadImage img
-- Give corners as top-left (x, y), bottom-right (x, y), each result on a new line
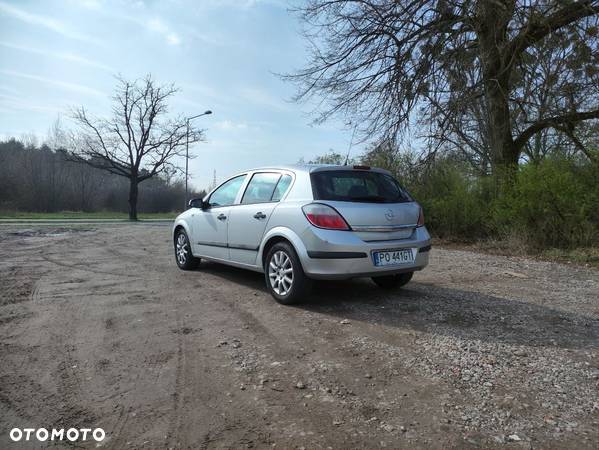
top-left (165, 309), bottom-right (187, 448)
top-left (177, 270), bottom-right (473, 448)
top-left (37, 275), bottom-right (99, 432)
top-left (158, 274), bottom-right (281, 448)
top-left (176, 272), bottom-right (366, 446)
top-left (105, 405), bottom-right (130, 450)
top-left (39, 253), bottom-right (138, 278)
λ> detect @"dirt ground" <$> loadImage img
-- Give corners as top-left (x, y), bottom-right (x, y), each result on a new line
top-left (0, 224), bottom-right (598, 449)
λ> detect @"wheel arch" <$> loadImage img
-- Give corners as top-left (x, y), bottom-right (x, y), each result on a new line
top-left (172, 220), bottom-right (192, 246)
top-left (258, 227), bottom-right (308, 270)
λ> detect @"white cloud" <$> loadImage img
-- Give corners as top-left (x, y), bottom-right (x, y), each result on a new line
top-left (0, 70), bottom-right (104, 97)
top-left (78, 0), bottom-right (102, 11)
top-left (214, 120), bottom-right (250, 131)
top-left (79, 0), bottom-right (103, 9)
top-left (0, 1), bottom-right (101, 45)
top-left (201, 0), bottom-right (287, 9)
top-left (179, 83), bottom-right (224, 101)
top-left (0, 93), bottom-right (63, 114)
top-left (239, 87), bottom-right (291, 111)
top-left (0, 41), bottom-right (114, 72)
top-left (166, 33), bottom-right (181, 45)
top-left (59, 52), bottom-right (114, 72)
top-left (174, 96), bottom-right (215, 110)
top-left (0, 85), bottom-right (19, 95)
top-left (186, 28), bottom-right (229, 46)
top-left (144, 18), bottom-right (181, 45)
top-left (146, 17), bottom-right (168, 33)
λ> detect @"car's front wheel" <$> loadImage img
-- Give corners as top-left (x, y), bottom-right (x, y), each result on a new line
top-left (174, 229), bottom-right (199, 270)
top-left (264, 242), bottom-right (312, 304)
top-left (372, 272), bottom-right (413, 289)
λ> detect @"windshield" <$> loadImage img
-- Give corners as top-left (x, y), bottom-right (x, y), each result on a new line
top-left (310, 170), bottom-right (412, 203)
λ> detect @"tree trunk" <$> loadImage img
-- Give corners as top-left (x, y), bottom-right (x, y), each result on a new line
top-left (476, 0), bottom-right (519, 182)
top-left (486, 82), bottom-right (519, 171)
top-left (128, 177), bottom-right (139, 221)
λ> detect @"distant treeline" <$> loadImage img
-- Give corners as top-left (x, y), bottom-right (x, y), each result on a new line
top-left (0, 138), bottom-right (205, 213)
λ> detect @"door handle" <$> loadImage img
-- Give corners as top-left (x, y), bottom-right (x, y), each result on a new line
top-left (217, 213), bottom-right (227, 221)
top-left (253, 212), bottom-right (266, 219)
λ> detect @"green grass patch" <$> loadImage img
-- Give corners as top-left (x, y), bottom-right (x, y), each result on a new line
top-left (0, 211), bottom-right (177, 220)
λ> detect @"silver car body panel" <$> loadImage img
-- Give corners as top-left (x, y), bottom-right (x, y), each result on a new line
top-left (173, 164), bottom-right (431, 280)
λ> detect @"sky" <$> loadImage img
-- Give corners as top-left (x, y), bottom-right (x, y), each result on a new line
top-left (0, 0), bottom-right (354, 189)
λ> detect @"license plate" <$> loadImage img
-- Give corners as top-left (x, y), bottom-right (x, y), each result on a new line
top-left (372, 248), bottom-right (415, 267)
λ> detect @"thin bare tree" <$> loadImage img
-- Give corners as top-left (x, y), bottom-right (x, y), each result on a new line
top-left (70, 75), bottom-right (204, 220)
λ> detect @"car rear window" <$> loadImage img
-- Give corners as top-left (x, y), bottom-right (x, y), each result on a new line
top-left (271, 174), bottom-right (292, 202)
top-left (310, 170), bottom-right (412, 203)
top-left (241, 172), bottom-right (281, 204)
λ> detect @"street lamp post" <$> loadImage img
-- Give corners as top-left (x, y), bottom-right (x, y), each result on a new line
top-left (185, 110), bottom-right (212, 209)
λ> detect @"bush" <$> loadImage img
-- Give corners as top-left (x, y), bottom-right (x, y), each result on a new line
top-left (408, 160), bottom-right (494, 240)
top-left (361, 146), bottom-right (598, 249)
top-left (492, 158), bottom-right (599, 248)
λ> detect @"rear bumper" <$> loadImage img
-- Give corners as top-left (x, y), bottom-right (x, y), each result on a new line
top-left (298, 225), bottom-right (431, 280)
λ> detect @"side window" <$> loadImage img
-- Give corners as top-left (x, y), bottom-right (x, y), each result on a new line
top-left (241, 173), bottom-right (281, 204)
top-left (209, 175), bottom-right (246, 207)
top-left (271, 174), bottom-right (292, 202)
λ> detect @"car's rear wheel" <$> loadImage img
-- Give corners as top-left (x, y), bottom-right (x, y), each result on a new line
top-left (264, 242), bottom-right (312, 304)
top-left (372, 272), bottom-right (413, 289)
top-left (174, 229), bottom-right (199, 270)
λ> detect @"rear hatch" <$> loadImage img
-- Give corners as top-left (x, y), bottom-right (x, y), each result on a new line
top-left (310, 168), bottom-right (419, 242)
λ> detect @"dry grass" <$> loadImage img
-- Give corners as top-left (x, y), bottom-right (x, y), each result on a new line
top-left (434, 236), bottom-right (599, 270)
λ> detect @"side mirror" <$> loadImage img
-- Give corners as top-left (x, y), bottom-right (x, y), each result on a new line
top-left (188, 198), bottom-right (207, 209)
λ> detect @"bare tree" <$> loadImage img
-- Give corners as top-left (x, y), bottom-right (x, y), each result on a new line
top-left (46, 116), bottom-right (68, 150)
top-left (285, 0), bottom-right (599, 177)
top-left (70, 75), bottom-right (204, 220)
top-left (305, 150), bottom-right (354, 164)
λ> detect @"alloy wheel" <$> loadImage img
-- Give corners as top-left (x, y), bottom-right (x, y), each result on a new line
top-left (268, 250), bottom-right (294, 296)
top-left (176, 233), bottom-right (188, 265)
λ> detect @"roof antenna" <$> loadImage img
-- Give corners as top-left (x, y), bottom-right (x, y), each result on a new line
top-left (344, 124), bottom-right (357, 166)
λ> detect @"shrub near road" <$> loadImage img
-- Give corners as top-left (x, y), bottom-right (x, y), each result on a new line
top-left (493, 158), bottom-right (599, 249)
top-left (361, 148), bottom-right (599, 256)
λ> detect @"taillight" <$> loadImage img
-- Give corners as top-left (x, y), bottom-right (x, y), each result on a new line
top-left (302, 203), bottom-right (350, 230)
top-left (417, 205), bottom-right (425, 227)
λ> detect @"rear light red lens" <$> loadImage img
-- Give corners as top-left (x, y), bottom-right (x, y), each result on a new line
top-left (302, 204), bottom-right (350, 230)
top-left (417, 205), bottom-right (425, 227)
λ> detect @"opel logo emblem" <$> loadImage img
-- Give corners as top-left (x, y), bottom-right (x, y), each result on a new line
top-left (385, 209), bottom-right (394, 221)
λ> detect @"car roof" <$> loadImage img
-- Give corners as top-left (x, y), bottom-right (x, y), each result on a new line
top-left (249, 164), bottom-right (391, 175)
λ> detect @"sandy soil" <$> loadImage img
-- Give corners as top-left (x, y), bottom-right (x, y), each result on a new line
top-left (0, 224), bottom-right (598, 449)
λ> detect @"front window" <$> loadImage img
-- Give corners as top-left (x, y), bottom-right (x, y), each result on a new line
top-left (310, 170), bottom-right (412, 203)
top-left (208, 175), bottom-right (246, 207)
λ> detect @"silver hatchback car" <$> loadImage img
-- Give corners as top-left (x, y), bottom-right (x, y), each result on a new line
top-left (173, 164), bottom-right (431, 304)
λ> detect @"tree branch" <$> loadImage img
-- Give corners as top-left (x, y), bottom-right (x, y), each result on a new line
top-left (514, 108), bottom-right (599, 150)
top-left (508, 0), bottom-right (599, 60)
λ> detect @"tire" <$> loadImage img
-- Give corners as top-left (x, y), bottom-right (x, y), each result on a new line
top-left (174, 229), bottom-right (199, 270)
top-left (372, 271), bottom-right (413, 289)
top-left (264, 242), bottom-right (312, 305)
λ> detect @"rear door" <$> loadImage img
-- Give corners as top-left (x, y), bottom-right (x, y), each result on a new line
top-left (227, 172), bottom-right (292, 265)
top-left (310, 169), bottom-right (419, 242)
top-left (191, 174), bottom-right (246, 260)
